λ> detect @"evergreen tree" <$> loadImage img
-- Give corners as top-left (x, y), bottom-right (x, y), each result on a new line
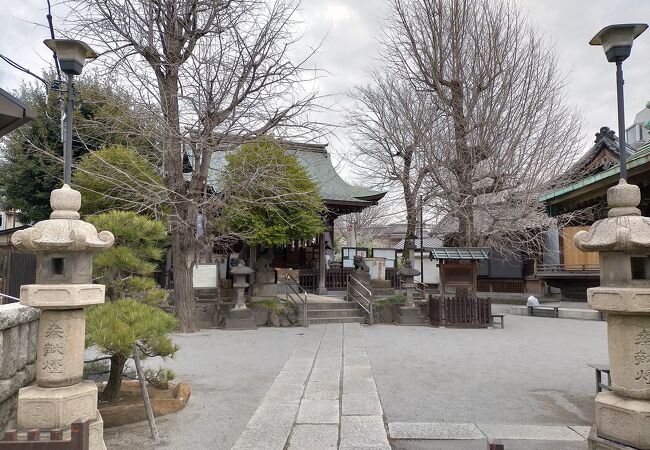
top-left (0, 74), bottom-right (156, 222)
top-left (85, 211), bottom-right (174, 401)
top-left (219, 138), bottom-right (325, 246)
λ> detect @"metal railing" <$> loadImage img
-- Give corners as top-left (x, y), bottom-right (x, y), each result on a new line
top-left (346, 274), bottom-right (374, 325)
top-left (285, 273), bottom-right (308, 327)
top-left (414, 280), bottom-right (428, 300)
top-left (536, 263), bottom-right (600, 273)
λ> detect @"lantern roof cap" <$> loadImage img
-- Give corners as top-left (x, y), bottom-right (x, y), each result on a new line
top-left (11, 185), bottom-right (114, 252)
top-left (574, 179), bottom-right (650, 253)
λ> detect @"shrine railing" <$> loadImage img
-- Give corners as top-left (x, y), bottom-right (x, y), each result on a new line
top-left (429, 295), bottom-right (491, 328)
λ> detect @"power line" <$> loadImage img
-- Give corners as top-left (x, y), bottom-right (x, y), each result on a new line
top-left (45, 0), bottom-right (62, 80)
top-left (0, 54), bottom-right (49, 88)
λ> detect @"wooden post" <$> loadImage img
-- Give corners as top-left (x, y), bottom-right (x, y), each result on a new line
top-left (133, 345), bottom-right (160, 442)
top-left (317, 232), bottom-right (327, 294)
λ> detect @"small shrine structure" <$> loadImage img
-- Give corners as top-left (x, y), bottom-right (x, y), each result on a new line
top-left (428, 247), bottom-right (492, 328)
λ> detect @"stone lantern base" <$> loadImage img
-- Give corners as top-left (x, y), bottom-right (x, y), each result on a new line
top-left (225, 308), bottom-right (257, 330)
top-left (588, 391), bottom-right (650, 449)
top-left (396, 306), bottom-right (425, 325)
top-left (17, 380), bottom-right (106, 450)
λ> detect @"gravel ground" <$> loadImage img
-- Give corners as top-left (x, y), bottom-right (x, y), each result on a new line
top-left (363, 314), bottom-right (607, 426)
top-left (104, 328), bottom-right (304, 450)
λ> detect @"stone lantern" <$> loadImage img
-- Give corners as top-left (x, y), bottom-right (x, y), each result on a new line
top-left (574, 179), bottom-right (650, 449)
top-left (11, 185), bottom-right (114, 450)
top-left (396, 260), bottom-right (425, 325)
top-left (225, 261), bottom-right (256, 330)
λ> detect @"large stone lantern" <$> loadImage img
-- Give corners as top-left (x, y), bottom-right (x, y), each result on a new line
top-left (396, 260), bottom-right (425, 325)
top-left (574, 179), bottom-right (650, 449)
top-left (225, 261), bottom-right (256, 330)
top-left (11, 185), bottom-right (114, 450)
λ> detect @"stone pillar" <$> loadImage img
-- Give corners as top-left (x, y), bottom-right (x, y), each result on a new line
top-left (225, 261), bottom-right (256, 330)
top-left (574, 180), bottom-right (650, 450)
top-left (11, 185), bottom-right (114, 450)
top-left (317, 233), bottom-right (327, 295)
top-left (396, 260), bottom-right (425, 325)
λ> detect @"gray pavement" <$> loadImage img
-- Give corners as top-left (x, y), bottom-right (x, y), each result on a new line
top-left (104, 328), bottom-right (303, 450)
top-left (104, 313), bottom-right (607, 449)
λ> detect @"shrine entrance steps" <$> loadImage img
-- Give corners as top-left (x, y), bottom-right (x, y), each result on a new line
top-left (303, 295), bottom-right (365, 325)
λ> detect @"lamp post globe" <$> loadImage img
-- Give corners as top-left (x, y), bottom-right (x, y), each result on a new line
top-left (590, 23), bottom-right (648, 180)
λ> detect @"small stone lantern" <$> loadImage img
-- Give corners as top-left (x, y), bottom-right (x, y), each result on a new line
top-left (574, 179), bottom-right (650, 449)
top-left (396, 260), bottom-right (425, 325)
top-left (225, 261), bottom-right (256, 330)
top-left (11, 185), bottom-right (114, 450)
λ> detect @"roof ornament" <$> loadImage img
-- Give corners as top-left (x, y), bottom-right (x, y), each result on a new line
top-left (595, 126), bottom-right (616, 143)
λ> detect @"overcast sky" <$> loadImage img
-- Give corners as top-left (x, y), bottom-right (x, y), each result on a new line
top-left (1, 0), bottom-right (649, 164)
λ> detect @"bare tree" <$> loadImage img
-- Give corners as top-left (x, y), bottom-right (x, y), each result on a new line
top-left (347, 72), bottom-right (438, 260)
top-left (64, 0), bottom-right (320, 331)
top-left (382, 0), bottom-right (583, 256)
top-left (334, 204), bottom-right (392, 249)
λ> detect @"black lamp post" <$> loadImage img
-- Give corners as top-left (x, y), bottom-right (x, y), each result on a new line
top-left (590, 23), bottom-right (648, 180)
top-left (43, 39), bottom-right (97, 185)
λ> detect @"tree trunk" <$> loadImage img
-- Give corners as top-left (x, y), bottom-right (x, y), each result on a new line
top-left (171, 224), bottom-right (199, 332)
top-left (100, 353), bottom-right (128, 402)
top-left (403, 192), bottom-right (418, 263)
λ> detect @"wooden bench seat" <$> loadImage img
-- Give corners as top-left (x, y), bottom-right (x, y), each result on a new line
top-left (490, 314), bottom-right (505, 329)
top-left (527, 305), bottom-right (559, 318)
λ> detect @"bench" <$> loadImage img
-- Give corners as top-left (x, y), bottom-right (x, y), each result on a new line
top-left (490, 314), bottom-right (505, 329)
top-left (527, 305), bottom-right (559, 318)
top-left (588, 363), bottom-right (611, 394)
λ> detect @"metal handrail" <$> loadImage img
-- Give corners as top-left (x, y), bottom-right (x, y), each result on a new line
top-left (285, 273), bottom-right (308, 327)
top-left (0, 292), bottom-right (20, 302)
top-left (536, 263), bottom-right (600, 272)
top-left (346, 274), bottom-right (373, 325)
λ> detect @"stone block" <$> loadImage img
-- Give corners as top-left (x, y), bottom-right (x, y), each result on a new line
top-left (342, 391), bottom-right (383, 415)
top-left (225, 308), bottom-right (257, 330)
top-left (0, 326), bottom-right (19, 379)
top-left (606, 315), bottom-right (650, 399)
top-left (288, 424), bottom-right (338, 450)
top-left (28, 320), bottom-right (38, 363)
top-left (594, 391), bottom-right (650, 449)
top-left (475, 424), bottom-right (584, 441)
top-left (340, 415), bottom-right (390, 450)
top-left (589, 287), bottom-right (650, 313)
top-left (396, 306), bottom-right (426, 325)
top-left (36, 309), bottom-right (85, 388)
top-left (589, 425), bottom-right (637, 450)
top-left (17, 322), bottom-right (29, 369)
top-left (297, 399), bottom-right (339, 424)
top-left (0, 303), bottom-right (40, 332)
top-left (303, 381), bottom-right (340, 400)
top-left (20, 284), bottom-right (104, 309)
top-left (388, 422), bottom-right (484, 440)
top-left (17, 380), bottom-right (98, 429)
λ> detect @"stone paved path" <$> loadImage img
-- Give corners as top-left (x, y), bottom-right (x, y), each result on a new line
top-left (231, 322), bottom-right (390, 450)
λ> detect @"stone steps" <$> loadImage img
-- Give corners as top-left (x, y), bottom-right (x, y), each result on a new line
top-left (303, 301), bottom-right (366, 324)
top-left (307, 308), bottom-right (363, 319)
top-left (307, 316), bottom-right (365, 324)
top-left (305, 301), bottom-right (356, 310)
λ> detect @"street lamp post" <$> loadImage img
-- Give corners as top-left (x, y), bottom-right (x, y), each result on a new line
top-left (590, 23), bottom-right (648, 180)
top-left (43, 39), bottom-right (97, 185)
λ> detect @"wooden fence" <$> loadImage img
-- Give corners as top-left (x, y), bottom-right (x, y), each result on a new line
top-left (0, 250), bottom-right (36, 303)
top-left (0, 420), bottom-right (89, 450)
top-left (429, 295), bottom-right (491, 328)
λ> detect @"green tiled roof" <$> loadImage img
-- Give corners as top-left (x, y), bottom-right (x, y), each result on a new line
top-left (428, 247), bottom-right (491, 260)
top-left (204, 141), bottom-right (386, 207)
top-left (540, 143), bottom-right (650, 202)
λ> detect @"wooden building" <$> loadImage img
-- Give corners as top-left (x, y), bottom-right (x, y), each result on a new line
top-left (538, 126), bottom-right (650, 300)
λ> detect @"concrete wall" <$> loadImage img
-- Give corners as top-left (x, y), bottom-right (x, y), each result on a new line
top-left (0, 303), bottom-right (39, 430)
